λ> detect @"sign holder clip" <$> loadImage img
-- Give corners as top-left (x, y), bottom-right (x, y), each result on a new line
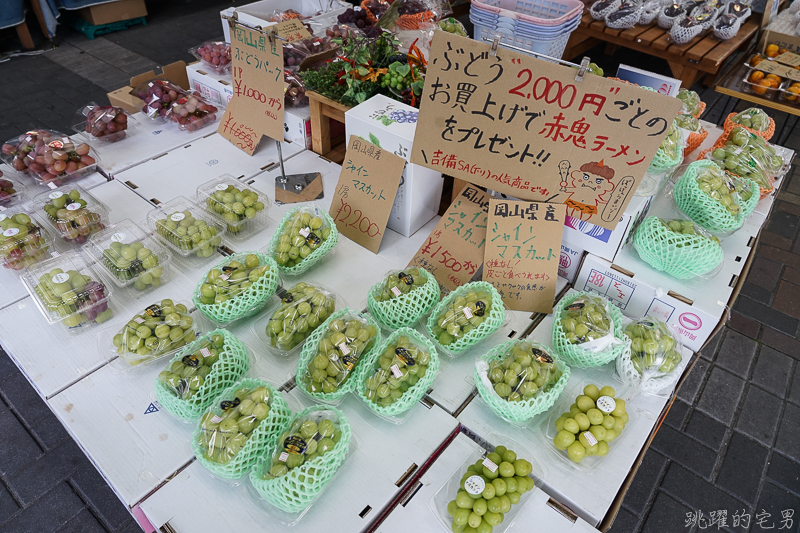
top-left (274, 140), bottom-right (323, 204)
top-left (481, 37), bottom-right (589, 82)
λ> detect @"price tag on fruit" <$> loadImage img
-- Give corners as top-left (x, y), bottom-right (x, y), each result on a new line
top-left (273, 19), bottom-right (311, 43)
top-left (329, 136), bottom-right (405, 253)
top-left (409, 184), bottom-right (490, 292)
top-left (411, 32), bottom-right (682, 230)
top-left (218, 23), bottom-right (285, 154)
top-left (483, 198), bottom-right (565, 313)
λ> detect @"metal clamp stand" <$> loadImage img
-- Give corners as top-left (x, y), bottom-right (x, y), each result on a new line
top-left (274, 140), bottom-right (324, 204)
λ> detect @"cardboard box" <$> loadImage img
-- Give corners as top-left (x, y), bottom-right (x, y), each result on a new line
top-left (78, 0), bottom-right (147, 26)
top-left (345, 95), bottom-right (444, 238)
top-left (108, 62), bottom-right (190, 115)
top-left (219, 0), bottom-right (349, 43)
top-left (185, 62), bottom-right (233, 107)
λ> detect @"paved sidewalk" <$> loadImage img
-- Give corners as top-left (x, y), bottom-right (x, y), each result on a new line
top-left (1, 5), bottom-right (799, 533)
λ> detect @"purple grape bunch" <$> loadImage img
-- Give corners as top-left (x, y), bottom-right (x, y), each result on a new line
top-left (337, 7), bottom-right (372, 28)
top-left (78, 281), bottom-right (109, 322)
top-left (389, 110), bottom-right (419, 123)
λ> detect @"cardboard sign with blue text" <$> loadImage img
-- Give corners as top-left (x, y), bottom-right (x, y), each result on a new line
top-left (330, 136), bottom-right (405, 253)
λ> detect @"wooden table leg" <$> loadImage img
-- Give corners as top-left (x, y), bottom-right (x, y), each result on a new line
top-left (309, 96), bottom-right (331, 157)
top-left (15, 22), bottom-right (34, 50)
top-left (667, 61), bottom-right (704, 89)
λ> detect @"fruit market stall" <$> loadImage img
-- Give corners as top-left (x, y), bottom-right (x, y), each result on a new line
top-left (0, 3), bottom-right (795, 533)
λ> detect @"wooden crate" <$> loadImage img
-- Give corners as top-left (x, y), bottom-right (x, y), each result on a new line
top-left (307, 91), bottom-right (351, 164)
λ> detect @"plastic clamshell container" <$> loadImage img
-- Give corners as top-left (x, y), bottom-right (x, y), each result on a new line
top-left (145, 196), bottom-right (226, 259)
top-left (429, 433), bottom-right (542, 533)
top-left (32, 185), bottom-right (110, 246)
top-left (71, 104), bottom-right (140, 144)
top-left (195, 175), bottom-right (270, 240)
top-left (741, 69), bottom-right (780, 99)
top-left (83, 219), bottom-right (173, 289)
top-left (0, 175), bottom-right (25, 211)
top-left (21, 251), bottom-right (113, 327)
top-left (189, 41), bottom-right (232, 74)
top-left (1, 129), bottom-right (100, 187)
top-left (0, 208), bottom-right (56, 272)
top-left (133, 79), bottom-right (187, 121)
top-left (778, 79), bottom-right (800, 106)
top-left (167, 94), bottom-right (220, 133)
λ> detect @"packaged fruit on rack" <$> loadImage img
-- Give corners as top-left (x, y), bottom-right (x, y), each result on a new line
top-left (0, 209), bottom-right (54, 271)
top-left (713, 126), bottom-right (783, 182)
top-left (431, 436), bottom-right (537, 533)
top-left (725, 107), bottom-right (775, 139)
top-left (83, 219), bottom-right (171, 291)
top-left (146, 196), bottom-right (226, 259)
top-left (259, 281), bottom-right (336, 355)
top-left (676, 88), bottom-right (703, 117)
top-left (356, 327), bottom-right (440, 421)
top-left (189, 41), bottom-right (231, 74)
top-left (551, 291), bottom-right (628, 368)
top-left (674, 160), bottom-right (759, 232)
top-left (542, 383), bottom-right (631, 468)
top-left (195, 175), bottom-right (269, 239)
top-left (192, 252), bottom-right (279, 324)
top-left (475, 340), bottom-right (570, 425)
top-left (296, 308), bottom-right (381, 403)
top-left (426, 281), bottom-right (506, 356)
top-left (168, 93), bottom-right (219, 132)
top-left (283, 35), bottom-right (340, 68)
top-left (366, 267), bottom-right (440, 330)
top-left (249, 405), bottom-right (352, 517)
top-left (21, 252), bottom-right (113, 328)
top-left (72, 103), bottom-right (136, 143)
top-left (632, 217), bottom-right (724, 280)
top-left (134, 79), bottom-right (186, 119)
top-left (112, 299), bottom-right (198, 366)
top-left (193, 378), bottom-right (292, 480)
top-left (781, 80), bottom-right (800, 104)
top-left (266, 206), bottom-right (337, 276)
top-left (154, 329), bottom-right (250, 422)
top-left (617, 317), bottom-right (684, 395)
top-left (743, 69), bottom-right (782, 98)
top-left (1, 129), bottom-right (98, 186)
top-left (34, 186), bottom-right (108, 246)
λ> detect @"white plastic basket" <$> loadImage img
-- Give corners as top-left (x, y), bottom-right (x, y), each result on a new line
top-left (473, 24), bottom-right (572, 59)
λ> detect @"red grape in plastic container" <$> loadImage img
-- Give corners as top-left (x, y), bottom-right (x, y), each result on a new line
top-left (1, 129), bottom-right (98, 187)
top-left (168, 94), bottom-right (219, 132)
top-left (190, 41), bottom-right (232, 74)
top-left (72, 102), bottom-right (136, 143)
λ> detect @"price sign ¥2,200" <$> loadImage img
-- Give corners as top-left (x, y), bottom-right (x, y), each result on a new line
top-left (411, 31), bottom-right (682, 231)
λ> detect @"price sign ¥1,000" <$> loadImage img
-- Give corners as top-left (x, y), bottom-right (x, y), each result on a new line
top-left (218, 24), bottom-right (285, 155)
top-left (329, 136), bottom-right (406, 253)
top-left (484, 199), bottom-right (565, 313)
top-left (409, 184), bottom-right (490, 292)
top-left (411, 31), bottom-right (682, 231)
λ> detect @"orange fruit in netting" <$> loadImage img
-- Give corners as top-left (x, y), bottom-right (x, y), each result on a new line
top-left (753, 79), bottom-right (772, 95)
top-left (766, 44), bottom-right (780, 57)
top-left (749, 70), bottom-right (765, 82)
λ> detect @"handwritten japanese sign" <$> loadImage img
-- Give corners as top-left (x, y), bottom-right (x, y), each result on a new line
top-left (409, 184), bottom-right (490, 291)
top-left (274, 19), bottom-right (312, 43)
top-left (775, 51), bottom-right (800, 67)
top-left (484, 199), bottom-right (565, 313)
top-left (218, 23), bottom-right (284, 155)
top-left (411, 31), bottom-right (682, 231)
top-left (753, 59), bottom-right (800, 82)
top-left (330, 136), bottom-right (405, 253)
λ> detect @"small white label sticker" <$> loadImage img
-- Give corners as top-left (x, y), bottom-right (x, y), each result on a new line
top-left (49, 191), bottom-right (64, 199)
top-left (299, 227), bottom-right (310, 238)
top-left (134, 317), bottom-right (145, 324)
top-left (210, 414), bottom-right (223, 424)
top-left (200, 347), bottom-right (211, 358)
top-left (51, 273), bottom-right (70, 284)
top-left (482, 458), bottom-right (498, 472)
top-left (390, 364), bottom-right (402, 378)
top-left (66, 203), bottom-right (81, 211)
top-left (338, 342), bottom-right (351, 356)
top-left (51, 251), bottom-right (60, 257)
top-left (110, 232), bottom-right (126, 242)
top-left (279, 451), bottom-right (289, 462)
top-left (464, 475), bottom-right (486, 495)
top-left (215, 183), bottom-right (228, 191)
top-left (597, 396), bottom-right (616, 414)
top-left (463, 307), bottom-right (474, 319)
top-left (390, 286), bottom-right (402, 297)
top-left (2, 228), bottom-right (19, 237)
top-left (219, 273), bottom-right (230, 281)
top-left (170, 213), bottom-right (185, 222)
top-left (47, 182), bottom-right (57, 190)
top-left (583, 431), bottom-right (598, 447)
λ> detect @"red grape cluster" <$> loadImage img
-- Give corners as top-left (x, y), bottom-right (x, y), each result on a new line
top-left (192, 41), bottom-right (231, 73)
top-left (338, 7), bottom-right (373, 27)
top-left (136, 80), bottom-right (184, 119)
top-left (84, 106), bottom-right (129, 143)
top-left (398, 0), bottom-right (427, 15)
top-left (364, 0), bottom-right (390, 18)
top-left (168, 95), bottom-right (219, 132)
top-left (284, 36), bottom-right (338, 67)
top-left (0, 174), bottom-right (18, 207)
top-left (1, 130), bottom-right (95, 185)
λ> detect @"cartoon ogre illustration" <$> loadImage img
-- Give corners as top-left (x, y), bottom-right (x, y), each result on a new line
top-left (558, 159), bottom-right (616, 221)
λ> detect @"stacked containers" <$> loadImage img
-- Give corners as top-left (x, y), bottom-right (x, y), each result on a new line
top-left (470, 0), bottom-right (584, 58)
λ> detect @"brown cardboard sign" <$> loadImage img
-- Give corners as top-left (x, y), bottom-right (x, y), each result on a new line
top-left (410, 31), bottom-right (682, 231)
top-left (409, 184), bottom-right (490, 291)
top-left (754, 60), bottom-right (800, 82)
top-left (218, 24), bottom-right (285, 155)
top-left (760, 30), bottom-right (800, 55)
top-left (329, 136), bottom-right (405, 253)
top-left (484, 199), bottom-right (565, 313)
top-left (274, 19), bottom-right (312, 42)
top-left (775, 51), bottom-right (800, 67)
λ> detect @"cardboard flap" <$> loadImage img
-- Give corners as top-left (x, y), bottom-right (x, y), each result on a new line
top-left (129, 61), bottom-right (190, 93)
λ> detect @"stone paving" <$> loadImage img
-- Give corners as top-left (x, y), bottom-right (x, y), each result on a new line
top-left (0, 3), bottom-right (799, 533)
